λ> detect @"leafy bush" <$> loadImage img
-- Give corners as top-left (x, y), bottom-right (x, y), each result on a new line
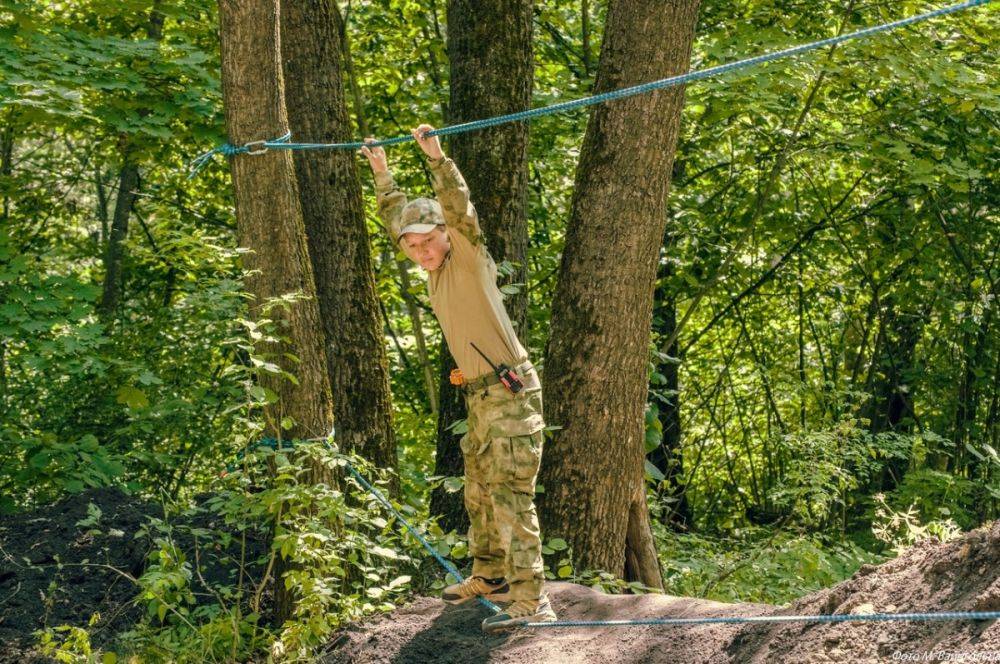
top-left (653, 526), bottom-right (881, 605)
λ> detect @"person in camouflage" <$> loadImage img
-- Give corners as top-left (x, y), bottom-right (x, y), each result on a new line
top-left (359, 124), bottom-right (557, 630)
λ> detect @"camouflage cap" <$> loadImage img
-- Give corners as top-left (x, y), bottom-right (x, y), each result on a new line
top-left (396, 197), bottom-right (445, 242)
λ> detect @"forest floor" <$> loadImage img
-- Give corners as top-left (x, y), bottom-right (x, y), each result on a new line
top-left (2, 490), bottom-right (998, 663)
top-left (325, 521), bottom-right (1000, 664)
top-left (0, 487), bottom-right (271, 663)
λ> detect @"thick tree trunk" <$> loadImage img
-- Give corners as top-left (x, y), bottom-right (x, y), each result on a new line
top-left (429, 0), bottom-right (534, 532)
top-left (538, 0), bottom-right (700, 589)
top-left (217, 0), bottom-right (335, 624)
top-left (430, 342), bottom-right (469, 533)
top-left (337, 13), bottom-right (439, 415)
top-left (279, 0), bottom-right (399, 487)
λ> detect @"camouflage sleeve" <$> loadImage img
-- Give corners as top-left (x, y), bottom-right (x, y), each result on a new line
top-left (427, 155), bottom-right (486, 249)
top-left (373, 169), bottom-right (407, 246)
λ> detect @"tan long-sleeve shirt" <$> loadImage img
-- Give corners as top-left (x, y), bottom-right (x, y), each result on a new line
top-left (374, 155), bottom-right (528, 381)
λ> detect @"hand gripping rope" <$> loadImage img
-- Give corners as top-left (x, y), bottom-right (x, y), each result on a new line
top-left (188, 0), bottom-right (995, 178)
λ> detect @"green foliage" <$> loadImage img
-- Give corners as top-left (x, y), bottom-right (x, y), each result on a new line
top-left (35, 612), bottom-right (118, 664)
top-left (885, 469), bottom-right (981, 530)
top-left (871, 492), bottom-right (963, 556)
top-left (655, 527), bottom-right (881, 605)
top-left (2, 0), bottom-right (998, 658)
top-left (770, 416), bottom-right (913, 528)
top-left (117, 444), bottom-right (444, 663)
top-left (541, 536), bottom-right (659, 596)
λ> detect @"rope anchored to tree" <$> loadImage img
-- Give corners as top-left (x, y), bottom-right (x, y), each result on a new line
top-left (188, 0), bottom-right (994, 178)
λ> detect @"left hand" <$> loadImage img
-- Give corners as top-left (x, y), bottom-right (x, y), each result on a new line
top-left (412, 124), bottom-right (444, 160)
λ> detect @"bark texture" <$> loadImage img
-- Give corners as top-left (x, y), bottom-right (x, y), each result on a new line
top-left (429, 0), bottom-right (534, 532)
top-left (97, 160), bottom-right (140, 320)
top-left (279, 0), bottom-right (399, 486)
top-left (537, 0), bottom-right (701, 588)
top-left (217, 0), bottom-right (335, 623)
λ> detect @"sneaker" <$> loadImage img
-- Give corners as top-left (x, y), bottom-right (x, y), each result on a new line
top-left (481, 597), bottom-right (558, 632)
top-left (442, 575), bottom-right (510, 605)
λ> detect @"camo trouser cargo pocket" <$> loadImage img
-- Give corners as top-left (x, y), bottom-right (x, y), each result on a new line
top-left (461, 378), bottom-right (546, 600)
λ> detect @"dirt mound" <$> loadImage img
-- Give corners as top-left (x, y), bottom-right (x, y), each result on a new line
top-left (326, 522), bottom-right (1000, 664)
top-left (0, 488), bottom-right (270, 663)
top-left (728, 520), bottom-right (1000, 663)
top-left (321, 583), bottom-right (771, 664)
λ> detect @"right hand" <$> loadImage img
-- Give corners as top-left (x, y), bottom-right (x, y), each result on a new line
top-left (358, 136), bottom-right (388, 174)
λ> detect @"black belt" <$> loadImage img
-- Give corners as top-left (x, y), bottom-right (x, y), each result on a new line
top-left (461, 359), bottom-right (533, 394)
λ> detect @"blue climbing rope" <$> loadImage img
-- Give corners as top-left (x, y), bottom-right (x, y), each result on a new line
top-left (338, 451), bottom-right (1000, 629)
top-left (188, 0), bottom-right (994, 178)
top-left (253, 436), bottom-right (501, 614)
top-left (523, 610), bottom-right (1000, 629)
top-left (248, 438), bottom-right (999, 628)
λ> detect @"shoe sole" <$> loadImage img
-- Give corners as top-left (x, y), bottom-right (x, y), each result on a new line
top-left (481, 611), bottom-right (557, 632)
top-left (482, 617), bottom-right (529, 633)
top-left (442, 589), bottom-right (511, 606)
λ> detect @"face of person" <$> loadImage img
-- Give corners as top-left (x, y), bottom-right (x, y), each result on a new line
top-left (401, 227), bottom-right (451, 271)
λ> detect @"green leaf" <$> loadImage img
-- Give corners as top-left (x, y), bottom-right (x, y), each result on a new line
top-left (116, 386), bottom-right (149, 409)
top-left (370, 545), bottom-right (401, 560)
top-left (388, 575), bottom-right (411, 589)
top-left (547, 538), bottom-right (568, 551)
top-left (965, 442), bottom-right (985, 461)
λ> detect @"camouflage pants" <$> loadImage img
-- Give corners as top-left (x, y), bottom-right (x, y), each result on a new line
top-left (460, 368), bottom-right (546, 601)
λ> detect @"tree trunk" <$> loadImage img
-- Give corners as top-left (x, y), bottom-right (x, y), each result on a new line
top-left (1, 110), bottom-right (15, 223)
top-left (279, 0), bottom-right (399, 487)
top-left (538, 0), bottom-right (700, 589)
top-left (96, 4), bottom-right (164, 322)
top-left (337, 10), bottom-right (439, 415)
top-left (430, 342), bottom-right (469, 533)
top-left (648, 239), bottom-right (691, 529)
top-left (953, 304), bottom-right (993, 480)
top-left (97, 159), bottom-right (139, 320)
top-left (217, 0), bottom-right (335, 624)
top-left (429, 0), bottom-right (534, 532)
top-left (0, 111), bottom-right (15, 411)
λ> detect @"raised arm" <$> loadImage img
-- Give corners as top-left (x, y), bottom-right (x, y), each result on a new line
top-left (359, 137), bottom-right (407, 246)
top-left (412, 124), bottom-right (486, 250)
top-left (426, 154), bottom-right (485, 249)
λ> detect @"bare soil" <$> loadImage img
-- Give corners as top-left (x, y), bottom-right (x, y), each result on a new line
top-left (0, 487), bottom-right (270, 663)
top-left (3, 490), bottom-right (997, 664)
top-left (324, 521), bottom-right (1000, 664)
